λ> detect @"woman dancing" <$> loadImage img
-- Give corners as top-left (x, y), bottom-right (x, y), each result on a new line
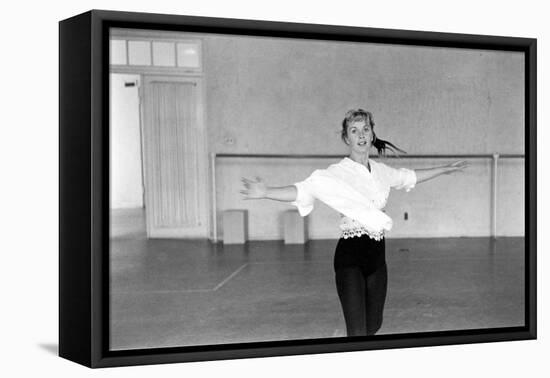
top-left (240, 109), bottom-right (467, 336)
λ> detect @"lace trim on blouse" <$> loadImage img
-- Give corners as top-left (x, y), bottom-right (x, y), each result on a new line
top-left (340, 226), bottom-right (384, 241)
top-left (339, 215), bottom-right (385, 241)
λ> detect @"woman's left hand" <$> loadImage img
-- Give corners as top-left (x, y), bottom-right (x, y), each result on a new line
top-left (415, 160), bottom-right (468, 184)
top-left (445, 160), bottom-right (469, 174)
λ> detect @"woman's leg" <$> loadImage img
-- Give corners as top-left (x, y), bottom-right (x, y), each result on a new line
top-left (335, 266), bottom-right (367, 336)
top-left (364, 263), bottom-right (388, 335)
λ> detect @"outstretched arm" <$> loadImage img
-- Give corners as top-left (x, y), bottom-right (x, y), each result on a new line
top-left (240, 177), bottom-right (297, 202)
top-left (414, 160), bottom-right (468, 184)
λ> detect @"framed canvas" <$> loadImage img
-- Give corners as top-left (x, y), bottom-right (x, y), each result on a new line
top-left (59, 9), bottom-right (536, 368)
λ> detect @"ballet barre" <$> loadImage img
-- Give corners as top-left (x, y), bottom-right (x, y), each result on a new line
top-left (214, 153), bottom-right (524, 159)
top-left (210, 153), bottom-right (526, 242)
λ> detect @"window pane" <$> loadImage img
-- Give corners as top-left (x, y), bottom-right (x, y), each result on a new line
top-left (128, 41), bottom-right (151, 66)
top-left (110, 39), bottom-right (127, 65)
top-left (152, 41), bottom-right (175, 67)
top-left (177, 42), bottom-right (200, 68)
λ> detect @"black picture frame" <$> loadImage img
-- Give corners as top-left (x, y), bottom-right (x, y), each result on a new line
top-left (59, 9), bottom-right (537, 368)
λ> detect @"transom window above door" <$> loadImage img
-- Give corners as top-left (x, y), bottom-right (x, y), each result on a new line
top-left (110, 36), bottom-right (202, 72)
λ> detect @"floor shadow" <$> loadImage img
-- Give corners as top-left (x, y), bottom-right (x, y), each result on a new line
top-left (38, 343), bottom-right (58, 355)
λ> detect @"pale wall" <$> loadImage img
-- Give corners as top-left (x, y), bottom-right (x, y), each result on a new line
top-left (108, 34), bottom-right (525, 239)
top-left (203, 35), bottom-right (525, 239)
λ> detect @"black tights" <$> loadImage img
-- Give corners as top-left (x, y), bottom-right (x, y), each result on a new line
top-left (333, 235), bottom-right (387, 336)
top-left (335, 263), bottom-right (387, 336)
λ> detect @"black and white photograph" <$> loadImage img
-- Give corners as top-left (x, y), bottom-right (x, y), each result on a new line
top-left (4, 0), bottom-right (549, 376)
top-left (108, 26), bottom-right (526, 351)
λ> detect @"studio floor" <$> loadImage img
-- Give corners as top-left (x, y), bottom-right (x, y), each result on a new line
top-left (109, 210), bottom-right (525, 351)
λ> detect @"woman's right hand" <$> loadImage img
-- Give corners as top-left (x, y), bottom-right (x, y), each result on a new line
top-left (240, 177), bottom-right (268, 199)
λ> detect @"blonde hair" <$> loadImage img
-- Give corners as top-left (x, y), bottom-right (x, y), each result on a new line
top-left (341, 109), bottom-right (405, 156)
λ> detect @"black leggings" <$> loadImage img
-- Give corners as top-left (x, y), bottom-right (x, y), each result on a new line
top-left (334, 235), bottom-right (388, 336)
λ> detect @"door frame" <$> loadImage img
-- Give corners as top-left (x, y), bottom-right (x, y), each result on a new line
top-left (111, 65), bottom-right (210, 239)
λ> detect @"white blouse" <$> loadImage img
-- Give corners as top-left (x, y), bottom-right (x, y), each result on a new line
top-left (292, 157), bottom-right (416, 240)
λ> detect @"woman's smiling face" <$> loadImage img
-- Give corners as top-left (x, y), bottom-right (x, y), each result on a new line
top-left (345, 120), bottom-right (372, 152)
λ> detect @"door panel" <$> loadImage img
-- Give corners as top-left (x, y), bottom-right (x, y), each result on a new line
top-left (141, 76), bottom-right (208, 238)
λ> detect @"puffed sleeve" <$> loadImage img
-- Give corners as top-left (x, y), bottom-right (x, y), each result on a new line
top-left (291, 173), bottom-right (317, 216)
top-left (382, 164), bottom-right (417, 192)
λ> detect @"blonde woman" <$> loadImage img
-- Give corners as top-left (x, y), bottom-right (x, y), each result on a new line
top-left (241, 109), bottom-right (467, 336)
